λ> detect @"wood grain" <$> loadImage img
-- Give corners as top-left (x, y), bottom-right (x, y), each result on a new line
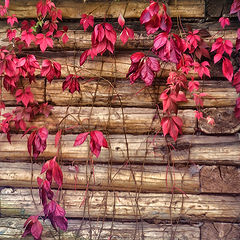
top-left (1, 134), bottom-right (240, 165)
top-left (0, 218), bottom-right (200, 240)
top-left (1, 188), bottom-right (240, 222)
top-left (0, 162), bottom-right (200, 193)
top-left (7, 0), bottom-right (205, 19)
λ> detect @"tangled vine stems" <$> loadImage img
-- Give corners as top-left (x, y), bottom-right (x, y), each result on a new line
top-left (0, 0), bottom-right (239, 239)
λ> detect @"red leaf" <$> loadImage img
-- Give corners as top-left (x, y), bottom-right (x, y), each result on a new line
top-left (35, 33), bottom-right (53, 52)
top-left (233, 70), bottom-right (240, 93)
top-left (130, 52), bottom-right (145, 63)
top-left (219, 17), bottom-right (230, 29)
top-left (161, 116), bottom-right (183, 141)
top-left (80, 14), bottom-right (94, 31)
top-left (55, 129), bottom-right (62, 147)
top-left (188, 79), bottom-right (199, 92)
top-left (7, 14), bottom-right (18, 27)
top-left (74, 132), bottom-right (89, 146)
top-left (120, 28), bottom-right (129, 44)
top-left (222, 57), bottom-right (233, 82)
top-left (79, 49), bottom-right (90, 66)
top-left (214, 53), bottom-right (222, 64)
top-left (90, 130), bottom-right (108, 148)
top-left (194, 61), bottom-right (210, 79)
top-left (118, 14), bottom-right (125, 28)
top-left (52, 159), bottom-right (63, 187)
top-left (31, 220), bottom-right (43, 239)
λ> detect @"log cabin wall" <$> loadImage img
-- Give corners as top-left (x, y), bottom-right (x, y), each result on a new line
top-left (0, 0), bottom-right (240, 239)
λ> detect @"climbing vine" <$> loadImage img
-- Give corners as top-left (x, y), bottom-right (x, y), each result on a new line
top-left (0, 0), bottom-right (239, 239)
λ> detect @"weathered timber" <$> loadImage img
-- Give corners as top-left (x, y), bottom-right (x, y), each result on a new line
top-left (201, 222), bottom-right (240, 240)
top-left (0, 162), bottom-right (200, 193)
top-left (2, 79), bottom-right (237, 108)
top-left (0, 106), bottom-right (196, 134)
top-left (0, 218), bottom-right (200, 240)
top-left (199, 107), bottom-right (240, 134)
top-left (200, 166), bottom-right (240, 194)
top-left (30, 51), bottom-right (198, 79)
top-left (0, 21), bottom-right (237, 50)
top-left (7, 0), bottom-right (205, 19)
top-left (1, 106), bottom-right (238, 134)
top-left (1, 188), bottom-right (240, 222)
top-left (1, 134), bottom-right (240, 165)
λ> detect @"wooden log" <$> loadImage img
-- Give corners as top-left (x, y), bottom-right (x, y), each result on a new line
top-left (199, 107), bottom-right (240, 134)
top-left (201, 222), bottom-right (240, 240)
top-left (0, 19), bottom-right (237, 51)
top-left (2, 106), bottom-right (239, 134)
top-left (0, 106), bottom-right (196, 134)
top-left (2, 79), bottom-right (237, 108)
top-left (1, 188), bottom-right (240, 222)
top-left (29, 51), bottom-right (198, 79)
top-left (1, 134), bottom-right (240, 165)
top-left (7, 0), bottom-right (205, 19)
top-left (200, 166), bottom-right (240, 194)
top-left (0, 162), bottom-right (200, 193)
top-left (0, 218), bottom-right (200, 240)
top-left (45, 79), bottom-right (238, 108)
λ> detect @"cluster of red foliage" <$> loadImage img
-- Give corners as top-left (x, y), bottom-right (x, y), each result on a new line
top-left (0, 0), bottom-right (239, 238)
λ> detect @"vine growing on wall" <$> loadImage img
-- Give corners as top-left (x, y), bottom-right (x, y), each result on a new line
top-left (0, 0), bottom-right (239, 239)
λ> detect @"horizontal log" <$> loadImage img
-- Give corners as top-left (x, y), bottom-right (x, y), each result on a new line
top-left (2, 79), bottom-right (237, 108)
top-left (1, 134), bottom-right (240, 165)
top-left (0, 162), bottom-right (200, 193)
top-left (0, 21), bottom-right (237, 51)
top-left (201, 222), bottom-right (240, 240)
top-left (7, 0), bottom-right (205, 19)
top-left (30, 51), bottom-right (197, 79)
top-left (200, 166), bottom-right (240, 194)
top-left (1, 188), bottom-right (240, 222)
top-left (0, 218), bottom-right (200, 240)
top-left (2, 106), bottom-right (239, 134)
top-left (0, 106), bottom-right (196, 134)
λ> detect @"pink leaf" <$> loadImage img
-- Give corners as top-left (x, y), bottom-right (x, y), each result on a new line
top-left (118, 14), bottom-right (125, 28)
top-left (55, 129), bottom-right (62, 147)
top-left (74, 132), bottom-right (89, 146)
top-left (222, 57), bottom-right (233, 82)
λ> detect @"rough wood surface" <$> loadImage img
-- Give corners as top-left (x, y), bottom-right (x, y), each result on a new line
top-left (200, 166), bottom-right (240, 194)
top-left (1, 134), bottom-right (240, 165)
top-left (0, 218), bottom-right (200, 240)
top-left (199, 107), bottom-right (240, 134)
top-left (29, 51), bottom-right (198, 79)
top-left (2, 79), bottom-right (237, 108)
top-left (201, 222), bottom-right (240, 240)
top-left (0, 22), bottom-right (237, 50)
top-left (0, 162), bottom-right (200, 193)
top-left (1, 106), bottom-right (238, 134)
top-left (0, 106), bottom-right (196, 134)
top-left (1, 188), bottom-right (240, 222)
top-left (7, 0), bottom-right (205, 19)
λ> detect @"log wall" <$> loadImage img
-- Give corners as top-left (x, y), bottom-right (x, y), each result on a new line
top-left (0, 0), bottom-right (240, 239)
